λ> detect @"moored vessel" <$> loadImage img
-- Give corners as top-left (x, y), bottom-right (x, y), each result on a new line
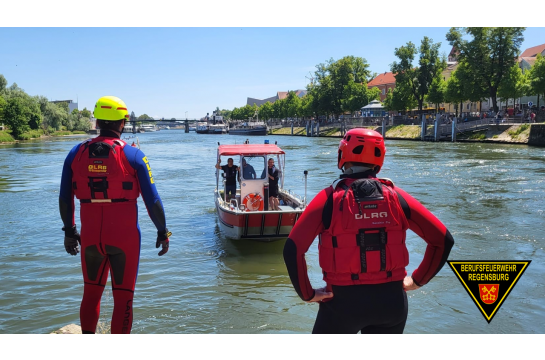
top-left (214, 143), bottom-right (307, 240)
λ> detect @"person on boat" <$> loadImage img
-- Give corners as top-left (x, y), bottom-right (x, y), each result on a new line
top-left (261, 158), bottom-right (280, 211)
top-left (59, 95), bottom-right (171, 334)
top-left (131, 141), bottom-right (137, 147)
top-left (241, 158), bottom-right (256, 179)
top-left (216, 157), bottom-right (239, 200)
top-left (283, 128), bottom-right (454, 334)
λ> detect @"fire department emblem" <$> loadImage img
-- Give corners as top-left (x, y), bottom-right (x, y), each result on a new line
top-left (479, 284), bottom-right (499, 304)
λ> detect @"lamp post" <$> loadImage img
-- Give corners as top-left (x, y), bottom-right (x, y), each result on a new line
top-left (185, 111), bottom-right (188, 120)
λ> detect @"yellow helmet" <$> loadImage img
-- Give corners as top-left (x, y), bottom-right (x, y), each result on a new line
top-left (93, 96), bottom-right (129, 121)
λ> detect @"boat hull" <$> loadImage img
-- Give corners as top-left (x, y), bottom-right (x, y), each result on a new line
top-left (229, 128), bottom-right (267, 136)
top-left (215, 195), bottom-right (302, 241)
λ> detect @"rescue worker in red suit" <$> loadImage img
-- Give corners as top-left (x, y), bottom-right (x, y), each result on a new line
top-left (283, 129), bottom-right (454, 333)
top-left (59, 96), bottom-right (171, 334)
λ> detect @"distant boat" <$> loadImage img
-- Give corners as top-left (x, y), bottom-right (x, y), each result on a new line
top-left (196, 121), bottom-right (209, 134)
top-left (229, 121), bottom-right (267, 136)
top-left (140, 124), bottom-right (157, 132)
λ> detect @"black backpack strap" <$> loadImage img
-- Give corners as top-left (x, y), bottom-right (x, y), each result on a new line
top-left (338, 182), bottom-right (350, 211)
top-left (394, 189), bottom-right (411, 220)
top-left (322, 187), bottom-right (334, 230)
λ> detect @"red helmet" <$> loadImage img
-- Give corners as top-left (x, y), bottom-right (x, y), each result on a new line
top-left (338, 128), bottom-right (386, 172)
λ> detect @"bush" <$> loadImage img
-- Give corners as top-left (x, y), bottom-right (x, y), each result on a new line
top-left (0, 130), bottom-right (15, 142)
top-left (508, 124), bottom-right (529, 137)
top-left (18, 129), bottom-right (43, 140)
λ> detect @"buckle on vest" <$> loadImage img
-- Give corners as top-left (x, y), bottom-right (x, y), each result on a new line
top-left (351, 274), bottom-right (359, 280)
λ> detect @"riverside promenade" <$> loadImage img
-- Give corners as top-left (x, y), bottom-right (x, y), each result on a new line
top-left (267, 117), bottom-right (545, 146)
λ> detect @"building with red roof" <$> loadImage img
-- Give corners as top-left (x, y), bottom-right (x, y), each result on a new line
top-left (367, 72), bottom-right (396, 101)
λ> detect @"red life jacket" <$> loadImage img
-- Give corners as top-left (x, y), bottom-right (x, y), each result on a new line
top-left (319, 177), bottom-right (409, 285)
top-left (71, 137), bottom-right (140, 203)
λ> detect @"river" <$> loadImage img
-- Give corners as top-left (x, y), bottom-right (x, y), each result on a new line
top-left (0, 130), bottom-right (544, 334)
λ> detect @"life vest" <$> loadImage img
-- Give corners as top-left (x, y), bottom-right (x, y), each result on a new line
top-left (319, 177), bottom-right (409, 285)
top-left (71, 137), bottom-right (140, 203)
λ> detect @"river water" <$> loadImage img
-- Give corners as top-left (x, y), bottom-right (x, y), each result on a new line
top-left (0, 130), bottom-right (544, 334)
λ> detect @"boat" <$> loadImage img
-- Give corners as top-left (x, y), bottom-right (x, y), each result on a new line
top-left (189, 125), bottom-right (196, 131)
top-left (214, 143), bottom-right (307, 241)
top-left (229, 121), bottom-right (268, 136)
top-left (140, 124), bottom-right (157, 132)
top-left (196, 121), bottom-right (209, 134)
top-left (208, 113), bottom-right (228, 134)
top-left (208, 122), bottom-right (228, 134)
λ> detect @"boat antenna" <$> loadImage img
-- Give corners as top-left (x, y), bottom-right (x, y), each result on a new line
top-left (303, 170), bottom-right (308, 207)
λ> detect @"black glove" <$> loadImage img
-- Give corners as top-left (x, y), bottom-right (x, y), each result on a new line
top-left (63, 225), bottom-right (81, 256)
top-left (156, 229), bottom-right (172, 256)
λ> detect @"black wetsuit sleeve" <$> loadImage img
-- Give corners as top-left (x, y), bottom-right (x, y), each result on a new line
top-left (395, 187), bottom-right (454, 286)
top-left (283, 188), bottom-right (330, 301)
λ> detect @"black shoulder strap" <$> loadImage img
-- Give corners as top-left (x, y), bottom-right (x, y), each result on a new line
top-left (322, 187), bottom-right (334, 230)
top-left (322, 182), bottom-right (350, 230)
top-left (394, 190), bottom-right (411, 220)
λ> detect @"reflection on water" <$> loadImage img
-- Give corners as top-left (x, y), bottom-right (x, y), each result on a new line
top-left (0, 131), bottom-right (544, 334)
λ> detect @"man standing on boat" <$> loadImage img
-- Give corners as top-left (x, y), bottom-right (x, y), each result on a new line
top-left (59, 96), bottom-right (171, 334)
top-left (283, 128), bottom-right (454, 333)
top-left (216, 157), bottom-right (239, 200)
top-left (241, 158), bottom-right (256, 179)
top-left (261, 158), bottom-right (280, 211)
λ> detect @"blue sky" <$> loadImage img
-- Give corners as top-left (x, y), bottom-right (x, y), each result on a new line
top-left (1, 27), bottom-right (544, 119)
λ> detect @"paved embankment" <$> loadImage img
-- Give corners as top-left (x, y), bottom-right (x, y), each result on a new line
top-left (270, 124), bottom-right (543, 145)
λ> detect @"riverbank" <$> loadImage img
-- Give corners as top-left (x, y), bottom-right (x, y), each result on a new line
top-left (269, 124), bottom-right (543, 145)
top-left (0, 129), bottom-right (88, 144)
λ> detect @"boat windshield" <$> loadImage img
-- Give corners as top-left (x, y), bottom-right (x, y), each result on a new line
top-left (241, 156), bottom-right (265, 180)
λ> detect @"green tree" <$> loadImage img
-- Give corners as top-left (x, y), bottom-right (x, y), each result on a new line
top-left (445, 72), bottom-right (466, 117)
top-left (528, 54), bottom-right (545, 108)
top-left (300, 93), bottom-right (315, 118)
top-left (426, 77), bottom-right (446, 110)
top-left (55, 101), bottom-right (70, 114)
top-left (0, 74), bottom-right (7, 93)
top-left (498, 64), bottom-right (529, 111)
top-left (74, 117), bottom-right (91, 131)
top-left (137, 114), bottom-right (153, 120)
top-left (446, 27), bottom-right (525, 113)
top-left (391, 36), bottom-right (447, 115)
top-left (81, 107), bottom-right (91, 119)
top-left (4, 97), bottom-right (30, 139)
top-left (44, 102), bottom-right (67, 131)
top-left (258, 101), bottom-right (273, 121)
top-left (0, 95), bottom-right (7, 122)
top-left (285, 91), bottom-right (302, 118)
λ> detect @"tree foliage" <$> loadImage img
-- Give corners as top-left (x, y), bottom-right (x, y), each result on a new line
top-left (137, 114), bottom-right (154, 120)
top-left (498, 64), bottom-right (529, 106)
top-left (391, 37), bottom-right (447, 114)
top-left (528, 54), bottom-right (545, 101)
top-left (4, 97), bottom-right (30, 138)
top-left (446, 27), bottom-right (525, 112)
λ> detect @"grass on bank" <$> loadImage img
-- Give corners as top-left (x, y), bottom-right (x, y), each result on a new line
top-left (507, 124), bottom-right (530, 139)
top-left (385, 125), bottom-right (421, 139)
top-left (0, 128), bottom-right (87, 143)
top-left (0, 131), bottom-right (14, 142)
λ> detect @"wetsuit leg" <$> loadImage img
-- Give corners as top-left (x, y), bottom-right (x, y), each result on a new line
top-left (312, 281), bottom-right (407, 334)
top-left (313, 300), bottom-right (362, 334)
top-left (101, 202), bottom-right (141, 334)
top-left (79, 205), bottom-right (111, 334)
